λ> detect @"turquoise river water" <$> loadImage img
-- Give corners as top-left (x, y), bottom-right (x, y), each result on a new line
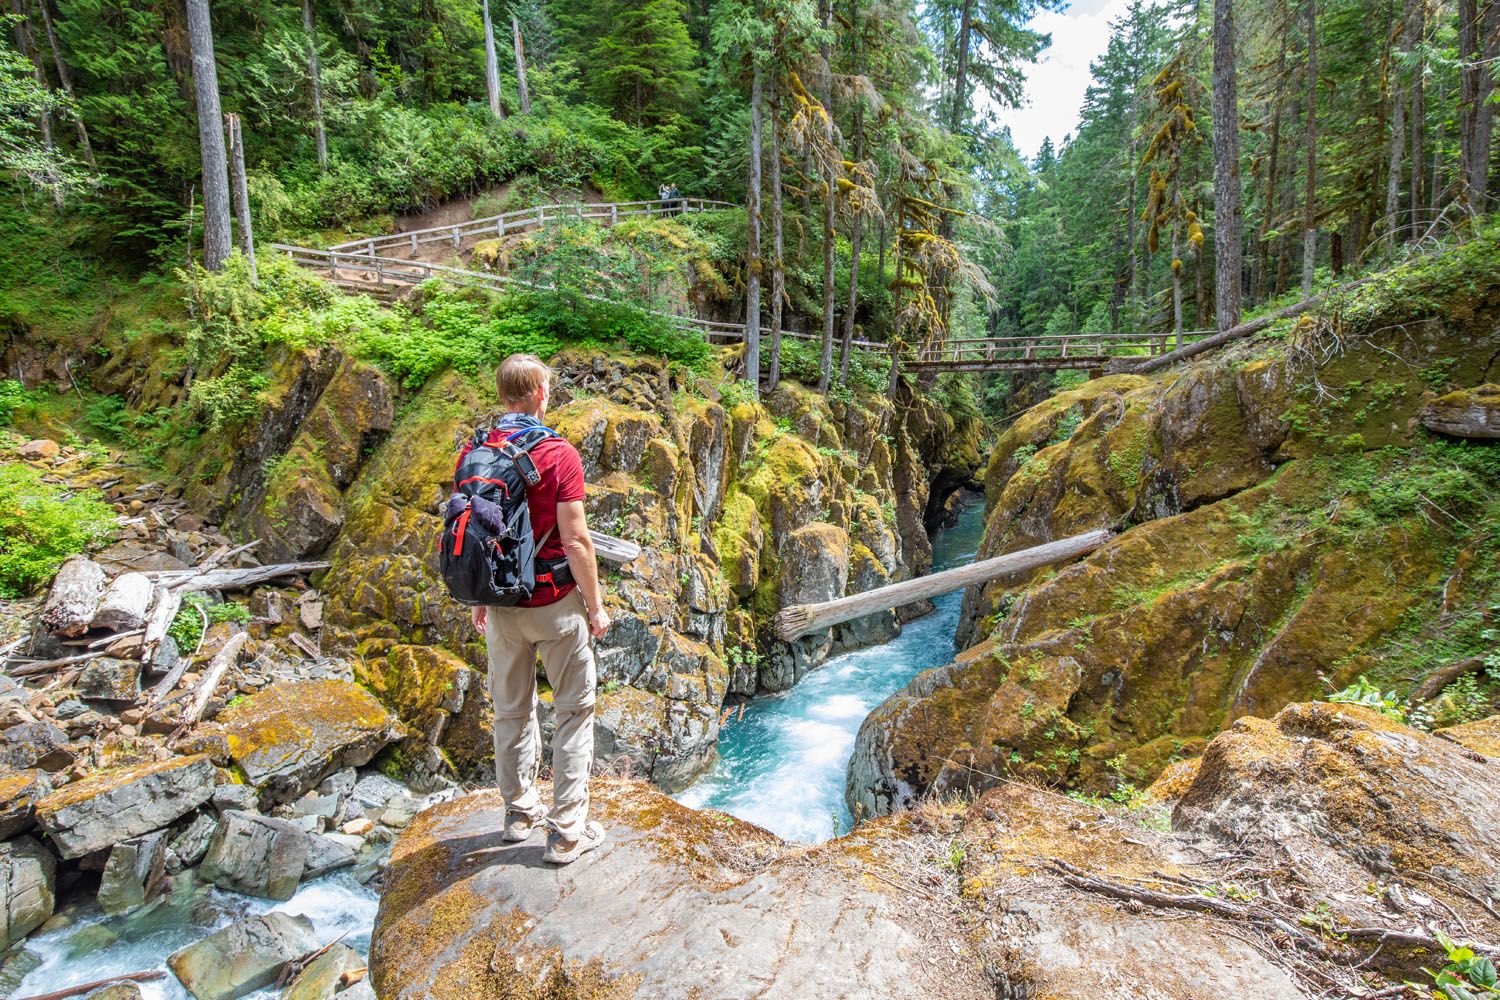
top-left (676, 501), bottom-right (986, 843)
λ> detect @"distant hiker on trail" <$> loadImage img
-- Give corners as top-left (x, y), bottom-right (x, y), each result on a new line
top-left (445, 354), bottom-right (611, 865)
top-left (658, 183), bottom-right (669, 201)
top-left (668, 183), bottom-right (681, 203)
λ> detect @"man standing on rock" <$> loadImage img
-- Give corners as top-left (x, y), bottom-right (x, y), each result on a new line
top-left (463, 353), bottom-right (611, 864)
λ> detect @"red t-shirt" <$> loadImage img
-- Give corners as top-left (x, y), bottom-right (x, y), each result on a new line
top-left (455, 427), bottom-right (585, 607)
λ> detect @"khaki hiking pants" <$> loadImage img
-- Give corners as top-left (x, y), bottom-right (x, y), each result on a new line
top-left (484, 588), bottom-right (596, 841)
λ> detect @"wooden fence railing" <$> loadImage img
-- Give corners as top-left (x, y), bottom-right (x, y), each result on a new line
top-left (327, 197), bottom-right (736, 258)
top-left (271, 243), bottom-right (887, 351)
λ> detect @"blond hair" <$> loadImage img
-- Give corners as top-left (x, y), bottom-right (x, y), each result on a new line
top-left (495, 353), bottom-right (551, 408)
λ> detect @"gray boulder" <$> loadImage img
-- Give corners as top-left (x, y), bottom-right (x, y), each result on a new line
top-left (168, 911), bottom-right (321, 1000)
top-left (333, 982), bottom-right (375, 1000)
top-left (97, 831), bottom-right (167, 915)
top-left (35, 754), bottom-right (218, 859)
top-left (0, 721), bottom-right (74, 772)
top-left (1421, 383), bottom-right (1500, 439)
top-left (84, 984), bottom-right (142, 1000)
top-left (0, 836), bottom-right (55, 950)
top-left (200, 811), bottom-right (355, 901)
top-left (211, 783), bottom-right (259, 814)
top-left (169, 812), bottom-right (219, 869)
top-left (76, 657), bottom-right (142, 702)
top-left (350, 773), bottom-right (405, 812)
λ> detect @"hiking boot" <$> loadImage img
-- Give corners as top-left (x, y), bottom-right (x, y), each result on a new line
top-left (542, 820), bottom-right (606, 864)
top-left (502, 811), bottom-right (537, 843)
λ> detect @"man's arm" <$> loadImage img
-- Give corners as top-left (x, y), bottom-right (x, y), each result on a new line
top-left (557, 500), bottom-right (610, 638)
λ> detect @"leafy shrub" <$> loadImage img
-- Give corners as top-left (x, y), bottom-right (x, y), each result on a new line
top-left (167, 593), bottom-right (251, 651)
top-left (0, 380), bottom-right (39, 425)
top-left (0, 464), bottom-right (116, 597)
top-left (1327, 675), bottom-right (1406, 721)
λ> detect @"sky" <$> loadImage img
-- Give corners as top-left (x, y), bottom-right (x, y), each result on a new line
top-left (995, 0), bottom-right (1135, 160)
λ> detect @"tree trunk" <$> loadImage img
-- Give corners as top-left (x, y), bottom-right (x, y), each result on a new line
top-left (40, 556), bottom-right (105, 638)
top-left (745, 56), bottom-right (764, 396)
top-left (1125, 135), bottom-right (1140, 316)
top-left (887, 199), bottom-right (904, 406)
top-left (1170, 206), bottom-right (1184, 342)
top-left (302, 0), bottom-right (326, 172)
top-left (1431, 80), bottom-right (1445, 216)
top-left (38, 0), bottom-right (92, 164)
top-left (1407, 0), bottom-right (1425, 234)
top-left (1211, 0), bottom-right (1242, 330)
top-left (1257, 23), bottom-right (1288, 304)
top-left (1460, 0), bottom-right (1480, 205)
top-left (1474, 0), bottom-right (1498, 207)
top-left (512, 14), bottom-right (530, 115)
top-left (839, 0), bottom-right (863, 382)
top-left (951, 0), bottom-right (973, 134)
top-left (481, 0), bottom-right (504, 120)
top-left (9, 0), bottom-right (59, 206)
top-left (226, 113), bottom-right (255, 282)
top-left (1385, 7), bottom-right (1406, 245)
top-left (186, 0), bottom-right (231, 271)
top-left (769, 78), bottom-right (785, 392)
top-left (816, 0), bottom-right (836, 394)
top-left (840, 144), bottom-right (863, 380)
top-left (1300, 0), bottom-right (1317, 295)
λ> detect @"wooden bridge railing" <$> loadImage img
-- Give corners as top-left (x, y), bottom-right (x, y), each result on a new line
top-left (327, 197), bottom-right (736, 258)
top-left (902, 330), bottom-right (1216, 371)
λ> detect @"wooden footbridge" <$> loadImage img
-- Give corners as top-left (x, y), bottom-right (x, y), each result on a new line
top-left (278, 197), bottom-right (1211, 377)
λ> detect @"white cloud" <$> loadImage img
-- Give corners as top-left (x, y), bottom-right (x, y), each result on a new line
top-left (990, 0), bottom-right (1136, 159)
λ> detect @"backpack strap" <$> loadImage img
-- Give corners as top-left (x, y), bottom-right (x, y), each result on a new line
top-left (493, 424), bottom-right (557, 487)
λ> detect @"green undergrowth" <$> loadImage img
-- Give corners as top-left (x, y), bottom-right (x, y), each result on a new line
top-left (1253, 224), bottom-right (1500, 342)
top-left (179, 253), bottom-right (709, 426)
top-left (0, 463), bottom-right (117, 598)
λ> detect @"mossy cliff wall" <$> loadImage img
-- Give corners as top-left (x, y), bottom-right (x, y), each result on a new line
top-left (311, 348), bottom-right (983, 790)
top-left (849, 247), bottom-right (1500, 819)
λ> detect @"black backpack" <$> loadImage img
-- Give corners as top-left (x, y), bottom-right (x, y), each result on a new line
top-left (439, 424), bottom-right (573, 607)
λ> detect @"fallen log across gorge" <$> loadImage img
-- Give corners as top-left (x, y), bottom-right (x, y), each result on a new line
top-left (772, 528), bottom-right (1113, 642)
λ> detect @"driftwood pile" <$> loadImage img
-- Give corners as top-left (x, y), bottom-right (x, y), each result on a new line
top-left (4, 541), bottom-right (327, 736)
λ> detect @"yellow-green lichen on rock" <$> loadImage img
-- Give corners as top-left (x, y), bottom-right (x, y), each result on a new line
top-left (214, 679), bottom-right (406, 801)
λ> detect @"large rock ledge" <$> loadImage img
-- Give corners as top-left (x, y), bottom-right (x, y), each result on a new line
top-left (374, 705), bottom-right (1500, 999)
top-left (369, 781), bottom-right (990, 1000)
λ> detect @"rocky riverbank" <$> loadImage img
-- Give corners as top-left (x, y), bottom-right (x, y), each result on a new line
top-left (0, 436), bottom-right (453, 997)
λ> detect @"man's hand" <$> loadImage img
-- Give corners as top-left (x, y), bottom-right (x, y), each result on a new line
top-left (587, 605), bottom-right (611, 639)
top-left (471, 605), bottom-right (487, 633)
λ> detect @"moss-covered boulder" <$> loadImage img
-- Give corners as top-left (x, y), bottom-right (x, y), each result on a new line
top-left (1422, 383), bottom-right (1500, 439)
top-left (355, 644), bottom-right (492, 778)
top-left (1437, 714), bottom-right (1500, 757)
top-left (1176, 702), bottom-right (1500, 883)
top-left (215, 679), bottom-right (405, 802)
